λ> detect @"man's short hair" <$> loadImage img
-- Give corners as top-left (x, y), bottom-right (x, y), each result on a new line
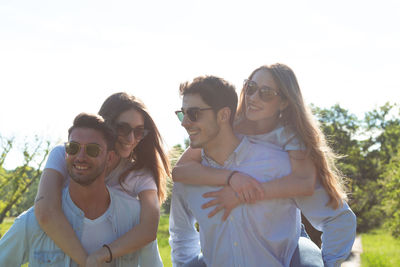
top-left (68, 113), bottom-right (116, 150)
top-left (179, 76), bottom-right (238, 125)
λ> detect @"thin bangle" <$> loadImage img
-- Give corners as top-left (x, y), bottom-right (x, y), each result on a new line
top-left (226, 171), bottom-right (239, 185)
top-left (103, 244), bottom-right (113, 263)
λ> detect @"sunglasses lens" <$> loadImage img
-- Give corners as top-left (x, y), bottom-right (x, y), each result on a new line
top-left (116, 123), bottom-right (131, 136)
top-left (65, 142), bottom-right (80, 156)
top-left (175, 111), bottom-right (184, 122)
top-left (133, 128), bottom-right (148, 140)
top-left (259, 87), bottom-right (278, 101)
top-left (85, 144), bottom-right (101, 157)
top-left (186, 109), bottom-right (199, 122)
top-left (245, 82), bottom-right (257, 96)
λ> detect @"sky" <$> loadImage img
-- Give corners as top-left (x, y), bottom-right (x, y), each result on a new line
top-left (1, 0), bottom-right (399, 169)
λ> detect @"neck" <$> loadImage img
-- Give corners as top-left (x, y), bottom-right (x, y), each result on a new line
top-left (107, 153), bottom-right (121, 176)
top-left (240, 117), bottom-right (279, 135)
top-left (69, 176), bottom-right (110, 220)
top-left (203, 126), bottom-right (240, 166)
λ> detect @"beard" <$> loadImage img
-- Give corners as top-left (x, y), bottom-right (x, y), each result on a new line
top-left (67, 162), bottom-right (107, 186)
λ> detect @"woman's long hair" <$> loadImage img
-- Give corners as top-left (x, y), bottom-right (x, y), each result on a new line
top-left (237, 64), bottom-right (347, 209)
top-left (99, 92), bottom-right (170, 204)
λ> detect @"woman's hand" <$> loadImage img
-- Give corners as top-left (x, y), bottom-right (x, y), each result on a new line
top-left (202, 186), bottom-right (241, 221)
top-left (229, 172), bottom-right (264, 203)
top-left (85, 247), bottom-right (109, 267)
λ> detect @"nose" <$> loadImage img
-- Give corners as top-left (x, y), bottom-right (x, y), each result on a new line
top-left (247, 88), bottom-right (260, 103)
top-left (76, 146), bottom-right (87, 160)
top-left (126, 130), bottom-right (137, 143)
top-left (181, 113), bottom-right (191, 128)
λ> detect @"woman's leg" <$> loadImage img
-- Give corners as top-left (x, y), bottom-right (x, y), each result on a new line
top-left (290, 236), bottom-right (324, 267)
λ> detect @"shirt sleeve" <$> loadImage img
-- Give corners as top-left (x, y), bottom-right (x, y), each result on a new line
top-left (44, 144), bottom-right (69, 183)
top-left (138, 240), bottom-right (163, 267)
top-left (120, 170), bottom-right (158, 198)
top-left (294, 183), bottom-right (356, 267)
top-left (169, 183), bottom-right (201, 267)
top-left (0, 210), bottom-right (30, 266)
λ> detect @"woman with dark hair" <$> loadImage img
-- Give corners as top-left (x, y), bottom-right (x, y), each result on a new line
top-left (34, 92), bottom-right (169, 266)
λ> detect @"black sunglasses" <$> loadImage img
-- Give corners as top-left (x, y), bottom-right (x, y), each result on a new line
top-left (175, 107), bottom-right (213, 122)
top-left (115, 122), bottom-right (149, 141)
top-left (65, 141), bottom-right (102, 158)
top-left (244, 79), bottom-right (280, 102)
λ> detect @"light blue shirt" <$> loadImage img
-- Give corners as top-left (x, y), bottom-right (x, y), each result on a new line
top-left (0, 187), bottom-right (163, 267)
top-left (245, 125), bottom-right (357, 267)
top-left (170, 137), bottom-right (302, 267)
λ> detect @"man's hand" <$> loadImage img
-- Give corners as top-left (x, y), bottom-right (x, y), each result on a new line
top-left (229, 172), bottom-right (264, 203)
top-left (202, 186), bottom-right (241, 221)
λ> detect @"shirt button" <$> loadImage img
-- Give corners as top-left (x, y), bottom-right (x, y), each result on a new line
top-left (230, 216), bottom-right (234, 221)
top-left (234, 242), bottom-right (238, 246)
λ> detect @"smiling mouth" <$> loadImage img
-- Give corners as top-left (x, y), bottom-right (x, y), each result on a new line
top-left (247, 103), bottom-right (262, 111)
top-left (186, 129), bottom-right (200, 137)
top-left (74, 164), bottom-right (89, 171)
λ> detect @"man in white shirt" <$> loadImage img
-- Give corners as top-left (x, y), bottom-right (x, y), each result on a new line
top-left (0, 113), bottom-right (162, 267)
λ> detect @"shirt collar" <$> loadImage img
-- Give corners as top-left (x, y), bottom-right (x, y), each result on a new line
top-left (201, 136), bottom-right (251, 168)
top-left (63, 186), bottom-right (114, 218)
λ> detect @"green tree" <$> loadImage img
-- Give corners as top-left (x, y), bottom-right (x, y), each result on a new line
top-left (0, 136), bottom-right (50, 224)
top-left (162, 143), bottom-right (185, 214)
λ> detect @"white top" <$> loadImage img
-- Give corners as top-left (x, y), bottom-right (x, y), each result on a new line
top-left (45, 145), bottom-right (157, 197)
top-left (81, 206), bottom-right (113, 252)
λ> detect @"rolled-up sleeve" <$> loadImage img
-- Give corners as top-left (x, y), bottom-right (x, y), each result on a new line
top-left (294, 185), bottom-right (356, 267)
top-left (0, 210), bottom-right (29, 266)
top-left (169, 183), bottom-right (201, 267)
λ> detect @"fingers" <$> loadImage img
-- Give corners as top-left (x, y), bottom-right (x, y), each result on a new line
top-left (222, 208), bottom-right (233, 221)
top-left (201, 199), bottom-right (219, 209)
top-left (202, 190), bottom-right (219, 198)
top-left (208, 205), bottom-right (223, 218)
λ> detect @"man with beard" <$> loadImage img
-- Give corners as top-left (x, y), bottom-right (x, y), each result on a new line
top-left (0, 113), bottom-right (162, 267)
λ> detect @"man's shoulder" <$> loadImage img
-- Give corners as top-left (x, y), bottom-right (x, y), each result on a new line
top-left (109, 187), bottom-right (140, 209)
top-left (241, 136), bottom-right (288, 157)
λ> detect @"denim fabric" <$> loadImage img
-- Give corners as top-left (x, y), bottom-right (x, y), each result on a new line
top-left (0, 187), bottom-right (162, 267)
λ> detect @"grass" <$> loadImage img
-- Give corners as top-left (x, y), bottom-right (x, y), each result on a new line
top-left (0, 217), bottom-right (14, 237)
top-left (158, 214), bottom-right (172, 267)
top-left (0, 216), bottom-right (173, 267)
top-left (361, 228), bottom-right (400, 267)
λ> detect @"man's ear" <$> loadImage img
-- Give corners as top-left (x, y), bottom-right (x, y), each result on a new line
top-left (217, 107), bottom-right (231, 124)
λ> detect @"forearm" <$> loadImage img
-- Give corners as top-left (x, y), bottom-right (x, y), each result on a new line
top-left (95, 190), bottom-right (160, 261)
top-left (261, 173), bottom-right (315, 200)
top-left (34, 169), bottom-right (87, 265)
top-left (260, 150), bottom-right (317, 200)
top-left (173, 162), bottom-right (231, 185)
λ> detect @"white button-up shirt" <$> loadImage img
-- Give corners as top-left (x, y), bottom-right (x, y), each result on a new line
top-left (169, 137), bottom-right (301, 267)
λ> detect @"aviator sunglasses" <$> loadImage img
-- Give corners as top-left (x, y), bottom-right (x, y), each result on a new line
top-left (175, 107), bottom-right (213, 122)
top-left (115, 122), bottom-right (149, 141)
top-left (65, 141), bottom-right (102, 158)
top-left (244, 79), bottom-right (280, 102)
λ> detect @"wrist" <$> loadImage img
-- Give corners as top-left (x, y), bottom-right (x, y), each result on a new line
top-left (226, 171), bottom-right (239, 186)
top-left (102, 244), bottom-right (113, 263)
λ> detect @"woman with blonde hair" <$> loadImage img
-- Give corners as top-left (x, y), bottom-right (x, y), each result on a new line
top-left (173, 63), bottom-right (355, 266)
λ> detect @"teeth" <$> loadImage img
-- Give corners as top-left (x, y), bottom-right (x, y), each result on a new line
top-left (75, 165), bottom-right (88, 170)
top-left (188, 131), bottom-right (199, 135)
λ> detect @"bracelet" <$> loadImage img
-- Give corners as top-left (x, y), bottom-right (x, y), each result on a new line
top-left (103, 244), bottom-right (113, 263)
top-left (226, 170), bottom-right (239, 185)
